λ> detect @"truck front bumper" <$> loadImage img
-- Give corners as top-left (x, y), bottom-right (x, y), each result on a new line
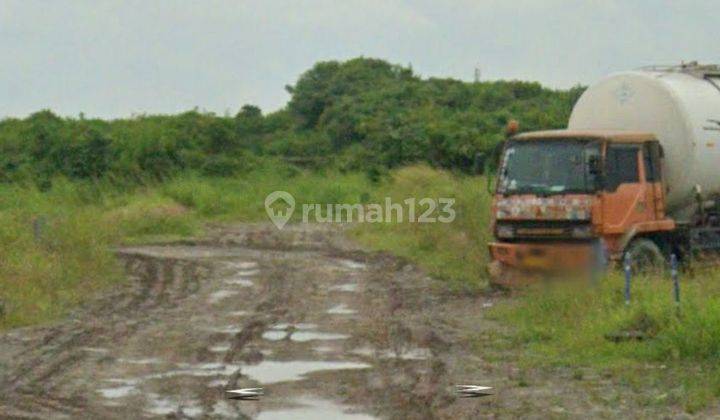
top-left (488, 241), bottom-right (595, 286)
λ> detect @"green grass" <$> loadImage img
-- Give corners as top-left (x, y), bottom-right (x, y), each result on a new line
top-left (351, 165), bottom-right (492, 292)
top-left (0, 178), bottom-right (207, 329)
top-left (161, 164), bottom-right (373, 222)
top-left (157, 164), bottom-right (493, 293)
top-left (489, 272), bottom-right (720, 412)
top-left (0, 162), bottom-right (488, 328)
top-left (4, 162), bottom-right (720, 414)
top-left (0, 161), bottom-right (377, 329)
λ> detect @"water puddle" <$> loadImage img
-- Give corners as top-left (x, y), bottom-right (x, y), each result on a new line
top-left (241, 360), bottom-right (371, 384)
top-left (225, 261), bottom-right (258, 270)
top-left (337, 260), bottom-right (367, 270)
top-left (262, 330), bottom-right (350, 342)
top-left (208, 378), bottom-right (228, 387)
top-left (350, 347), bottom-right (432, 360)
top-left (117, 357), bottom-right (163, 365)
top-left (292, 331), bottom-right (351, 342)
top-left (208, 290), bottom-right (240, 304)
top-left (262, 330), bottom-right (288, 341)
top-left (145, 394), bottom-right (202, 417)
top-left (234, 269), bottom-right (260, 276)
top-left (98, 385), bottom-right (137, 399)
top-left (141, 362), bottom-right (238, 380)
top-left (257, 396), bottom-right (376, 419)
top-left (212, 400), bottom-right (237, 417)
top-left (206, 325), bottom-right (243, 334)
top-left (329, 283), bottom-right (358, 293)
top-left (209, 344), bottom-right (231, 353)
top-left (146, 394), bottom-right (176, 415)
top-left (124, 246), bottom-right (248, 260)
top-left (326, 304), bottom-right (357, 315)
top-left (271, 323), bottom-right (317, 330)
top-left (228, 310), bottom-right (249, 317)
top-left (224, 278), bottom-right (254, 287)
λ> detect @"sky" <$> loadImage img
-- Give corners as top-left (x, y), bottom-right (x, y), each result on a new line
top-left (0, 0), bottom-right (716, 119)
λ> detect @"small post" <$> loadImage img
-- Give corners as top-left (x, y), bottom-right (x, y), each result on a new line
top-left (590, 238), bottom-right (606, 286)
top-left (624, 252), bottom-right (632, 305)
top-left (32, 216), bottom-right (46, 244)
top-left (671, 253), bottom-right (680, 307)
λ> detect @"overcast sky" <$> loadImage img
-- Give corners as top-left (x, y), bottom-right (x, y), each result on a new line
top-left (0, 0), bottom-right (716, 119)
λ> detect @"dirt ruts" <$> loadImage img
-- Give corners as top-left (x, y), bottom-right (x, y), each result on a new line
top-left (0, 224), bottom-right (690, 419)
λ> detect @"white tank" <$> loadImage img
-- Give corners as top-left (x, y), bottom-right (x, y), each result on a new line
top-left (568, 64), bottom-right (720, 221)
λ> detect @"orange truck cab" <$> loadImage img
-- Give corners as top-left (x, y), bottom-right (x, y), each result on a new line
top-left (488, 130), bottom-right (676, 284)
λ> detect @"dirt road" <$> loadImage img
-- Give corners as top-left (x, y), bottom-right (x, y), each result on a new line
top-left (0, 224), bottom-right (688, 419)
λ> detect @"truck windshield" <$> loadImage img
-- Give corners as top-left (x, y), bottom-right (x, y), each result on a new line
top-left (497, 140), bottom-right (600, 195)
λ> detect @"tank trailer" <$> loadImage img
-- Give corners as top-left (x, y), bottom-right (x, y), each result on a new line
top-left (488, 63), bottom-right (720, 283)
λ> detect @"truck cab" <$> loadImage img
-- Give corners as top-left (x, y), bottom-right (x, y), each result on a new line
top-left (488, 130), bottom-right (675, 284)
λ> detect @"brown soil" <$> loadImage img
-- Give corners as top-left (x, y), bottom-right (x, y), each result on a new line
top-left (0, 224), bottom-right (695, 419)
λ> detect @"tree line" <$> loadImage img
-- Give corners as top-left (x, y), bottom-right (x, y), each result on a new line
top-left (0, 57), bottom-right (584, 187)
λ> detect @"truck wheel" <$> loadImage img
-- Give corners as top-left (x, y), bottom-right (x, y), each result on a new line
top-left (624, 238), bottom-right (666, 275)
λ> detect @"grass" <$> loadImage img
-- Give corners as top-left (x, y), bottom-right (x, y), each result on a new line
top-left (3, 162), bottom-right (720, 413)
top-left (0, 162), bottom-right (489, 328)
top-left (0, 179), bottom-right (204, 329)
top-left (0, 160), bottom-right (377, 329)
top-left (489, 272), bottom-right (720, 412)
top-left (351, 165), bottom-right (492, 292)
top-left (158, 164), bottom-right (493, 292)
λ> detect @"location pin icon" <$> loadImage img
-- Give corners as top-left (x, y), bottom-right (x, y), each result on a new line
top-left (265, 191), bottom-right (295, 230)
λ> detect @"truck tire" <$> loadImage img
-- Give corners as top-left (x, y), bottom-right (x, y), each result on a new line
top-left (623, 238), bottom-right (666, 275)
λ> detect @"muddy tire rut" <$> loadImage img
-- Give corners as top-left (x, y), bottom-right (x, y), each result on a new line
top-left (0, 224), bottom-right (677, 419)
top-left (0, 225), bottom-right (462, 419)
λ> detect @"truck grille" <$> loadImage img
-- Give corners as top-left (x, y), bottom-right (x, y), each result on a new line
top-left (496, 220), bottom-right (592, 241)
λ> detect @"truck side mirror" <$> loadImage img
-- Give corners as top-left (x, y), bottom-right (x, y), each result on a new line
top-left (492, 140), bottom-right (506, 167)
top-left (486, 141), bottom-right (506, 194)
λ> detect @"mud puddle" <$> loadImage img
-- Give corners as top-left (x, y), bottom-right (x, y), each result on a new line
top-left (0, 223), bottom-right (670, 418)
top-left (0, 225), bottom-right (442, 419)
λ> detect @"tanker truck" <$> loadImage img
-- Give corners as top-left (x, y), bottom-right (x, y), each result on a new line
top-left (488, 62), bottom-right (720, 283)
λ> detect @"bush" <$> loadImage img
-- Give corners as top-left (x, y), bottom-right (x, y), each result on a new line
top-left (0, 58), bottom-right (582, 185)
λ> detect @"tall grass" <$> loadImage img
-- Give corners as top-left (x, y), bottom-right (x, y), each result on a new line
top-left (352, 165), bottom-right (492, 292)
top-left (0, 163), bottom-right (486, 329)
top-left (490, 273), bottom-right (720, 412)
top-left (161, 162), bottom-right (373, 222)
top-left (4, 162), bottom-right (720, 412)
top-left (0, 181), bottom-right (117, 328)
top-left (0, 162), bottom-right (377, 329)
top-left (0, 178), bottom-right (210, 328)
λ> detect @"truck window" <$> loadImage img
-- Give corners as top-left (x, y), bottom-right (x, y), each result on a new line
top-left (605, 145), bottom-right (639, 191)
top-left (644, 142), bottom-right (662, 182)
top-left (643, 144), bottom-right (655, 182)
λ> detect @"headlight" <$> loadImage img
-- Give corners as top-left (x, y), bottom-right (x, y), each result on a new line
top-left (571, 225), bottom-right (593, 238)
top-left (496, 225), bottom-right (514, 239)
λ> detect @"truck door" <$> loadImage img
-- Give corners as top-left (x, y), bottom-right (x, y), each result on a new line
top-left (601, 144), bottom-right (650, 234)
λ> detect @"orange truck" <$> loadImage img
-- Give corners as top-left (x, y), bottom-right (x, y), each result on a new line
top-left (488, 63), bottom-right (720, 283)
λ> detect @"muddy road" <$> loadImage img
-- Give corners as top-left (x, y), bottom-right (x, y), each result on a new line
top-left (0, 224), bottom-right (682, 419)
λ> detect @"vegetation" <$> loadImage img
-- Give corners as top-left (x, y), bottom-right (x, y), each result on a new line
top-left (0, 58), bottom-right (583, 188)
top-left (3, 56), bottom-right (718, 413)
top-left (351, 165), bottom-right (491, 292)
top-left (490, 273), bottom-right (720, 412)
top-left (0, 162), bottom-right (490, 328)
top-left (0, 56), bottom-right (573, 327)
